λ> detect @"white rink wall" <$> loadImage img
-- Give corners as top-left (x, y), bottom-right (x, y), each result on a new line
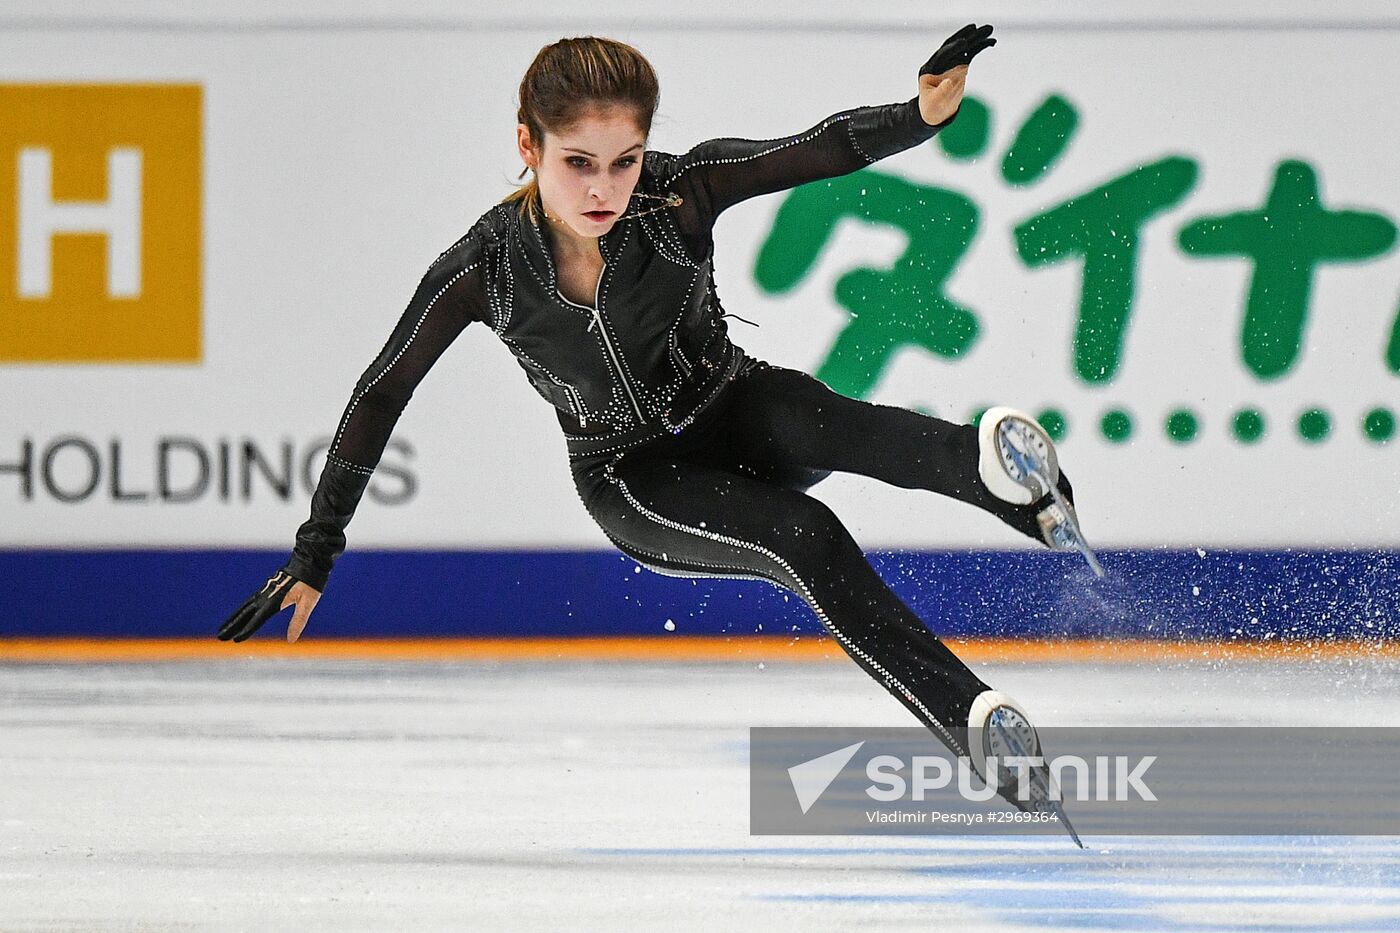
top-left (2, 2), bottom-right (1399, 552)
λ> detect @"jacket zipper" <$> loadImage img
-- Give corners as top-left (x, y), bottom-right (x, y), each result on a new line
top-left (557, 259), bottom-right (647, 424)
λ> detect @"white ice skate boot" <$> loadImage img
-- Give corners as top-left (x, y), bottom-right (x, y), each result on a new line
top-left (967, 689), bottom-right (1083, 848)
top-left (977, 406), bottom-right (1104, 577)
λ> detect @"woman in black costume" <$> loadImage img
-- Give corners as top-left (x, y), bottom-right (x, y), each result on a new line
top-left (219, 27), bottom-right (1091, 824)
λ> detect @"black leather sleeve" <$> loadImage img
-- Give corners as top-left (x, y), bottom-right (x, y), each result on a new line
top-left (663, 98), bottom-right (950, 233)
top-left (284, 228), bottom-right (492, 591)
top-left (283, 461), bottom-right (371, 590)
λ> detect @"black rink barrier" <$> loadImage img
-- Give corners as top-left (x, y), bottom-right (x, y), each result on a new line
top-left (750, 727), bottom-right (1400, 837)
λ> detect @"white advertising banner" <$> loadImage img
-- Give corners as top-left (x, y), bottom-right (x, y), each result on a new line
top-left (2, 4), bottom-right (1398, 551)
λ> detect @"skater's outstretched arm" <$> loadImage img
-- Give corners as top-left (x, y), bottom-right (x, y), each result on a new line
top-left (663, 23), bottom-right (994, 229)
top-left (289, 232), bottom-right (490, 587)
top-left (217, 229), bottom-right (492, 642)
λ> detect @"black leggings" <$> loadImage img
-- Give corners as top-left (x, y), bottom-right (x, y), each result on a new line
top-left (571, 360), bottom-right (1063, 755)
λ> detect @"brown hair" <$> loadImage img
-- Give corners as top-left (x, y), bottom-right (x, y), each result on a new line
top-left (503, 36), bottom-right (660, 223)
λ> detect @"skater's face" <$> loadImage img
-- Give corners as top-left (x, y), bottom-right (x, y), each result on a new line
top-left (517, 105), bottom-right (646, 241)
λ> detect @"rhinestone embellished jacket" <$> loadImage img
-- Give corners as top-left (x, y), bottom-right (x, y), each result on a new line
top-left (285, 97), bottom-right (951, 589)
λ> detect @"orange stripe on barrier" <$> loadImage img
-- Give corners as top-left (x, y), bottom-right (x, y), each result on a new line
top-left (946, 637), bottom-right (1400, 664)
top-left (1, 636), bottom-right (1397, 664)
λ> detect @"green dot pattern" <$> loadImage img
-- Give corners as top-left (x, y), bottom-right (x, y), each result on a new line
top-left (1232, 408), bottom-right (1266, 443)
top-left (1364, 408), bottom-right (1395, 443)
top-left (1100, 409), bottom-right (1133, 442)
top-left (1166, 409), bottom-right (1198, 443)
top-left (1298, 408), bottom-right (1330, 442)
top-left (1037, 408), bottom-right (1067, 441)
top-left (965, 406), bottom-right (1398, 445)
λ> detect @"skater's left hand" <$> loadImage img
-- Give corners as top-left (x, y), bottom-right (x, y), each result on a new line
top-left (216, 569), bottom-right (322, 643)
top-left (918, 23), bottom-right (995, 126)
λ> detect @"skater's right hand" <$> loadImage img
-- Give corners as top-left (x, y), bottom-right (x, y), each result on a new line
top-left (216, 570), bottom-right (322, 644)
top-left (920, 23), bottom-right (996, 78)
top-left (917, 24), bottom-right (995, 126)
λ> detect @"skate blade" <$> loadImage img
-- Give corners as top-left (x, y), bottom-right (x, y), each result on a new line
top-left (1048, 799), bottom-right (1085, 849)
top-left (1018, 761), bottom-right (1087, 849)
top-left (1000, 421), bottom-right (1106, 578)
top-left (1043, 488), bottom-right (1106, 579)
top-left (988, 708), bottom-right (1086, 848)
top-left (1073, 538), bottom-right (1106, 579)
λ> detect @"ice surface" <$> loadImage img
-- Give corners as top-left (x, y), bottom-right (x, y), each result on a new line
top-left (3, 654), bottom-right (1400, 931)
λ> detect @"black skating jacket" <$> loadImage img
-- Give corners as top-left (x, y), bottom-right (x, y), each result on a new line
top-left (285, 97), bottom-right (951, 589)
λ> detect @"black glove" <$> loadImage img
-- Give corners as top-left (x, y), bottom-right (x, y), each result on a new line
top-left (920, 23), bottom-right (996, 77)
top-left (217, 568), bottom-right (297, 642)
